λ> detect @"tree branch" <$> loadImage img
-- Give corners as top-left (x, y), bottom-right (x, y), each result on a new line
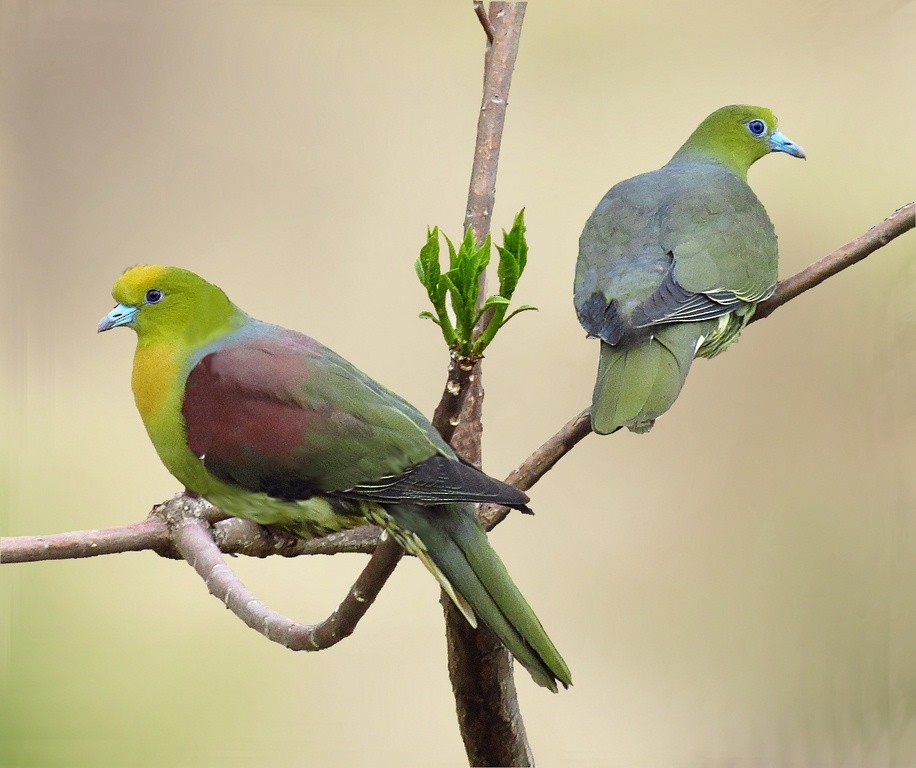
top-left (473, 1), bottom-right (496, 44)
top-left (752, 201), bottom-right (914, 322)
top-left (4, 201), bottom-right (912, 569)
top-left (4, 200), bottom-right (912, 569)
top-left (479, 407), bottom-right (593, 531)
top-left (431, 351), bottom-right (479, 446)
top-left (440, 4), bottom-right (533, 767)
top-left (211, 517), bottom-right (378, 558)
top-left (464, 3), bottom-right (521, 245)
top-left (476, 201), bottom-right (916, 530)
top-left (1, 517), bottom-right (173, 564)
top-left (0, 500), bottom-right (379, 564)
top-left (171, 507), bottom-right (403, 652)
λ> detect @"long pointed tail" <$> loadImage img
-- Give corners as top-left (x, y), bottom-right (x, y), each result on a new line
top-left (387, 502), bottom-right (571, 692)
top-left (592, 322), bottom-right (707, 434)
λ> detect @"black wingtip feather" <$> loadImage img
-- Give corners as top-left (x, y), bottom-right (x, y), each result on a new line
top-left (577, 293), bottom-right (629, 344)
top-left (335, 455), bottom-right (530, 510)
top-left (631, 265), bottom-right (741, 328)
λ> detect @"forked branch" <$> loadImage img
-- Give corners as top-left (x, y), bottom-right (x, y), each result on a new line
top-left (2, 208), bottom-right (912, 768)
top-left (4, 202), bottom-right (913, 568)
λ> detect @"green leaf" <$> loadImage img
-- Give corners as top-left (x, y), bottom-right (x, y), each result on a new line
top-left (424, 230), bottom-right (442, 277)
top-left (417, 214), bottom-right (532, 357)
top-left (496, 209), bottom-right (528, 298)
top-left (415, 227), bottom-right (459, 347)
top-left (508, 208), bottom-right (528, 274)
top-left (454, 229), bottom-right (477, 302)
top-left (418, 310), bottom-right (441, 326)
top-left (415, 227), bottom-right (441, 295)
top-left (442, 273), bottom-right (467, 326)
top-left (434, 276), bottom-right (449, 305)
top-left (473, 235), bottom-right (491, 276)
top-left (496, 245), bottom-right (521, 298)
top-left (500, 304), bottom-right (538, 327)
top-left (472, 295), bottom-right (511, 328)
top-left (445, 232), bottom-right (460, 271)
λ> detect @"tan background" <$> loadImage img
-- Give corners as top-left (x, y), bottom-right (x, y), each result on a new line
top-left (2, 1), bottom-right (915, 765)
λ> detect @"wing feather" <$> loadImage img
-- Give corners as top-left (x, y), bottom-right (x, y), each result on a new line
top-left (575, 162), bottom-right (778, 345)
top-left (630, 265), bottom-right (743, 328)
top-left (182, 323), bottom-right (529, 510)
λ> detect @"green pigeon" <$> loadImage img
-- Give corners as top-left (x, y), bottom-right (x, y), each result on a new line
top-left (98, 265), bottom-right (570, 691)
top-left (575, 105), bottom-right (805, 434)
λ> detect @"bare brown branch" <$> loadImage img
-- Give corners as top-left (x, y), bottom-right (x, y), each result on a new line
top-left (172, 508), bottom-right (403, 652)
top-left (0, 498), bottom-right (379, 564)
top-left (442, 4), bottom-right (533, 766)
top-left (473, 1), bottom-right (496, 44)
top-left (443, 597), bottom-right (534, 766)
top-left (474, 202), bottom-right (915, 530)
top-left (1, 517), bottom-right (172, 563)
top-left (464, 2), bottom-right (525, 245)
top-left (752, 201), bottom-right (914, 322)
top-left (480, 407), bottom-right (593, 531)
top-left (431, 351), bottom-right (479, 446)
top-left (443, 349), bottom-right (533, 768)
top-left (211, 517), bottom-right (379, 557)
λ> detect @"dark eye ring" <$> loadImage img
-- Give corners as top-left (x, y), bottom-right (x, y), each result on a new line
top-left (145, 289), bottom-right (164, 304)
top-left (747, 119), bottom-right (767, 137)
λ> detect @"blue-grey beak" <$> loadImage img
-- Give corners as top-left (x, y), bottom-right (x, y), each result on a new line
top-left (768, 130), bottom-right (806, 159)
top-left (98, 303), bottom-right (139, 332)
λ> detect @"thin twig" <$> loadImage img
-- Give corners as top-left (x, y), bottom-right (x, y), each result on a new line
top-left (464, 3), bottom-right (524, 245)
top-left (752, 202), bottom-right (914, 322)
top-left (479, 407), bottom-right (593, 530)
top-left (473, 1), bottom-right (496, 44)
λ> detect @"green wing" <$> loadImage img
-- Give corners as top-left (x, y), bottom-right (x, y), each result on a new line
top-left (182, 321), bottom-right (453, 496)
top-left (576, 160), bottom-right (779, 434)
top-left (575, 161), bottom-right (777, 345)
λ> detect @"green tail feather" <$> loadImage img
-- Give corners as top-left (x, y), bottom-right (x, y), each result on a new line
top-left (386, 502), bottom-right (572, 692)
top-left (592, 322), bottom-right (712, 434)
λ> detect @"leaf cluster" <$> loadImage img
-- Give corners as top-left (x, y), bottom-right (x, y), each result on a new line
top-left (415, 209), bottom-right (536, 357)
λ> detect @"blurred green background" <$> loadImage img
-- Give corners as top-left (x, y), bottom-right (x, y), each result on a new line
top-left (2, 1), bottom-right (914, 765)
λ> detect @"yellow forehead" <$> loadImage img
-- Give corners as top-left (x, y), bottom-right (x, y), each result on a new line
top-left (112, 265), bottom-right (170, 304)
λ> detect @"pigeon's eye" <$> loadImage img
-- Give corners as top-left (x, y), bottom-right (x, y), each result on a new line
top-left (747, 119), bottom-right (767, 137)
top-left (145, 289), bottom-right (164, 304)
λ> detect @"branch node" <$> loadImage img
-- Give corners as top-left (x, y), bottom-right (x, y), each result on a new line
top-left (474, 1), bottom-right (496, 44)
